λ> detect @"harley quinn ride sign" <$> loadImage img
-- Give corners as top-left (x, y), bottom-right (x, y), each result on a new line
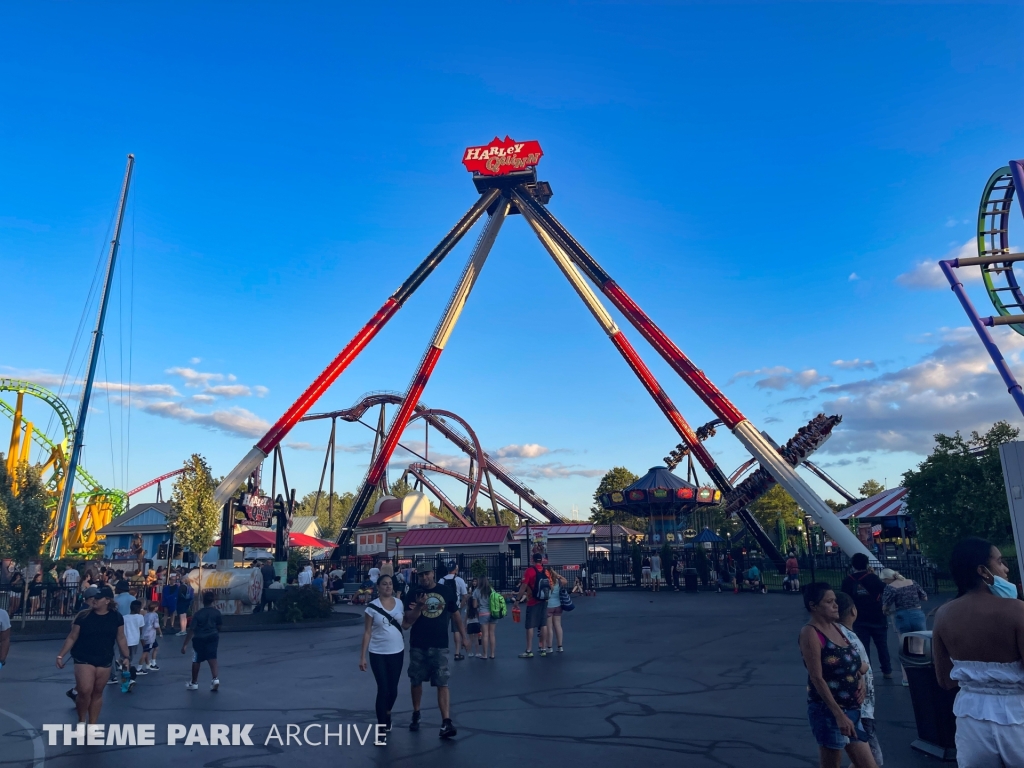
top-left (462, 136), bottom-right (543, 176)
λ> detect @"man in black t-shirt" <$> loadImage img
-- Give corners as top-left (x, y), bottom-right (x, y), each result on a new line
top-left (840, 552), bottom-right (892, 677)
top-left (402, 561), bottom-right (465, 739)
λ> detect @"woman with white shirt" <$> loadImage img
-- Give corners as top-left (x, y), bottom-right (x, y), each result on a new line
top-left (933, 537), bottom-right (1024, 767)
top-left (359, 574), bottom-right (404, 731)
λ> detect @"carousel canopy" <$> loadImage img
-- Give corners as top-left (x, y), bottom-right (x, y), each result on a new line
top-left (599, 466), bottom-right (721, 512)
top-left (692, 527), bottom-right (724, 543)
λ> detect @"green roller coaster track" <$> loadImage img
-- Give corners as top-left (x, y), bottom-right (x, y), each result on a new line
top-left (978, 166), bottom-right (1024, 336)
top-left (0, 378), bottom-right (126, 515)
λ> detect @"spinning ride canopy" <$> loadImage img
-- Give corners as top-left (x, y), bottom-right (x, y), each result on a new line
top-left (599, 466), bottom-right (721, 517)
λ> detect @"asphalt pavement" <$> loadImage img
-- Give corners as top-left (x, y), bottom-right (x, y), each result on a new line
top-left (0, 589), bottom-right (942, 768)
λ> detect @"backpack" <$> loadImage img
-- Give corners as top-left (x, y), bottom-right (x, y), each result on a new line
top-left (488, 589), bottom-right (507, 619)
top-left (532, 567), bottom-right (551, 602)
top-left (177, 583), bottom-right (193, 601)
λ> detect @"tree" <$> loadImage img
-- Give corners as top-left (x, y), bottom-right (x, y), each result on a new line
top-left (589, 467), bottom-right (647, 531)
top-left (903, 421), bottom-right (1018, 569)
top-left (747, 484), bottom-right (802, 537)
top-left (0, 457), bottom-right (49, 565)
top-left (858, 479), bottom-right (885, 499)
top-left (295, 490), bottom-right (354, 540)
top-left (824, 498), bottom-right (847, 514)
top-left (167, 454), bottom-right (220, 578)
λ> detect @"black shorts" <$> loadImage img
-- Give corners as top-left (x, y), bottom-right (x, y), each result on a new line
top-left (192, 636), bottom-right (218, 663)
top-left (72, 655), bottom-right (113, 668)
top-left (142, 639), bottom-right (159, 652)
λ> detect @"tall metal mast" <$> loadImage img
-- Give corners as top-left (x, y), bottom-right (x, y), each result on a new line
top-left (52, 154), bottom-right (135, 558)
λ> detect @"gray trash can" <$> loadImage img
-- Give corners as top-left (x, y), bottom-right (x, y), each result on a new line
top-left (900, 630), bottom-right (957, 761)
top-left (682, 568), bottom-right (699, 593)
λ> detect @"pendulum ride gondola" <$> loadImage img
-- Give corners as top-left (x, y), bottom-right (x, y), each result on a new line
top-left (941, 160), bottom-right (1024, 417)
top-left (211, 137), bottom-right (876, 569)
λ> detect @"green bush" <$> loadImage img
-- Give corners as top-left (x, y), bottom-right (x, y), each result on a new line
top-left (277, 586), bottom-right (333, 622)
top-left (470, 559), bottom-right (487, 579)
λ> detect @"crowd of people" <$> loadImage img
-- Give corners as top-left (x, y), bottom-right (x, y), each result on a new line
top-left (356, 553), bottom-right (576, 740)
top-left (7, 537), bottom-right (1024, 760)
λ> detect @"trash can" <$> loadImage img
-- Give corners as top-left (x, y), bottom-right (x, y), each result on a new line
top-left (683, 568), bottom-right (699, 593)
top-left (900, 630), bottom-right (957, 761)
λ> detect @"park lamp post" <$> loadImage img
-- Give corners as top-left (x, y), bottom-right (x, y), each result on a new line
top-left (803, 515), bottom-right (816, 583)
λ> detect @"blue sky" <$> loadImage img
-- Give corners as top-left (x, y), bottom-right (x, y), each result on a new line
top-left (3, 2), bottom-right (1024, 517)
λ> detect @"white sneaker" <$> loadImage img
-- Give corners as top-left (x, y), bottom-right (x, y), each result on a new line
top-left (135, 666), bottom-right (148, 675)
top-left (148, 663), bottom-right (159, 670)
top-left (210, 678), bottom-right (220, 691)
top-left (186, 682), bottom-right (198, 690)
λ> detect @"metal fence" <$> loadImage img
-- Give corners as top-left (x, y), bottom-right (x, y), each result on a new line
top-left (0, 585), bottom-right (85, 620)
top-left (581, 542), bottom-right (976, 595)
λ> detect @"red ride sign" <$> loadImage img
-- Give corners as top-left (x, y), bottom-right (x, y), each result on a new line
top-left (463, 136), bottom-right (543, 176)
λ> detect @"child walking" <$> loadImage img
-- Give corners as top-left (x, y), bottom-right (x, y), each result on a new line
top-left (182, 590), bottom-right (222, 691)
top-left (139, 601), bottom-right (162, 671)
top-left (836, 592), bottom-right (884, 766)
top-left (465, 600), bottom-right (482, 657)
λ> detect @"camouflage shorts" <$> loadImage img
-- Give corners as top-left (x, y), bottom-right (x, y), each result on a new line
top-left (407, 647), bottom-right (450, 688)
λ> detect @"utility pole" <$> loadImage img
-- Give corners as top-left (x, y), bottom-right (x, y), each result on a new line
top-left (53, 154), bottom-right (134, 558)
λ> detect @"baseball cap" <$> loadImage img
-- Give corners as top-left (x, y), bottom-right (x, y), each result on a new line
top-left (82, 586), bottom-right (101, 600)
top-left (532, 553), bottom-right (544, 562)
top-left (417, 561), bottom-right (434, 573)
top-left (97, 585), bottom-right (114, 599)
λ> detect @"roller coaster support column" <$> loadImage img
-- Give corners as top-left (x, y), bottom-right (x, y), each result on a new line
top-left (54, 154), bottom-right (134, 559)
top-left (522, 202), bottom-right (784, 568)
top-left (940, 258), bottom-right (1024, 418)
top-left (213, 188), bottom-right (501, 507)
top-left (335, 198), bottom-right (511, 549)
top-left (513, 187), bottom-right (874, 565)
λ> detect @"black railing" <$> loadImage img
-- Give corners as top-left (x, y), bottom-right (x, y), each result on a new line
top-left (0, 585), bottom-right (86, 620)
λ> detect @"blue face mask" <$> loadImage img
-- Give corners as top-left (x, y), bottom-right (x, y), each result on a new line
top-left (989, 574), bottom-right (1018, 600)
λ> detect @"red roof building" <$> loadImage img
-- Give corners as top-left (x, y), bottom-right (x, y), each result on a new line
top-left (398, 526), bottom-right (513, 559)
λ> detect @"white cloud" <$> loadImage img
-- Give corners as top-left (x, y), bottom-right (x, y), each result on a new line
top-left (895, 240), bottom-right (983, 289)
top-left (733, 366), bottom-right (831, 391)
top-left (495, 443), bottom-right (550, 459)
top-left (93, 382), bottom-right (180, 397)
top-left (832, 359), bottom-right (877, 371)
top-left (945, 218), bottom-right (958, 228)
top-left (138, 401), bottom-right (270, 438)
top-left (285, 441), bottom-right (369, 453)
top-left (514, 462), bottom-right (606, 480)
top-left (0, 369), bottom-right (180, 397)
top-left (165, 367), bottom-right (226, 387)
top-left (190, 394), bottom-right (216, 404)
top-left (848, 272), bottom-right (860, 281)
top-left (204, 384), bottom-right (252, 398)
top-left (818, 326), bottom-right (1024, 454)
top-left (189, 357), bottom-right (202, 364)
top-left (254, 386), bottom-right (269, 397)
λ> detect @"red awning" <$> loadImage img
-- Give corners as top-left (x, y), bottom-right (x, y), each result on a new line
top-left (289, 531), bottom-right (336, 548)
top-left (214, 529), bottom-right (336, 548)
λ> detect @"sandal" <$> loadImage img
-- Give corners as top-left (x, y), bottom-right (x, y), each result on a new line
top-left (454, 654), bottom-right (464, 660)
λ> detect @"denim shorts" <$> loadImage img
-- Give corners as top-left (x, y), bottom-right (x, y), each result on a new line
top-left (807, 701), bottom-right (868, 750)
top-left (893, 608), bottom-right (926, 635)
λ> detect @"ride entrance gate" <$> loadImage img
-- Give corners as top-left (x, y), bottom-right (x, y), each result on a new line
top-left (212, 137), bottom-right (874, 571)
